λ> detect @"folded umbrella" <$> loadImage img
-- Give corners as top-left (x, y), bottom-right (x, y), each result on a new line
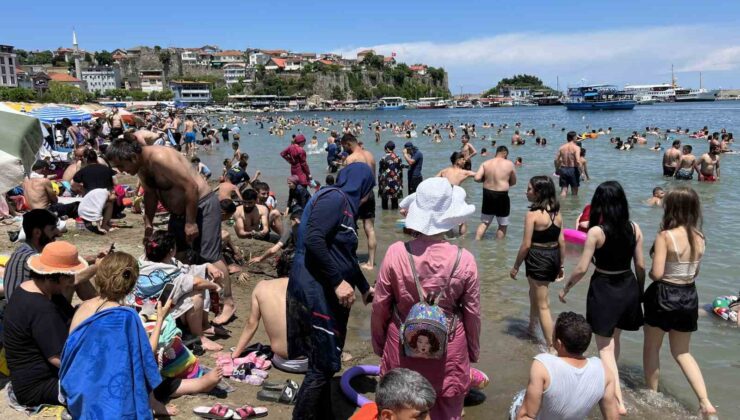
top-left (0, 108), bottom-right (44, 192)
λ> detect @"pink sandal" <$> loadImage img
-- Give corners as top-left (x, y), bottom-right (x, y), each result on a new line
top-left (470, 367), bottom-right (490, 389)
top-left (193, 403), bottom-right (234, 419)
top-left (233, 404), bottom-right (268, 419)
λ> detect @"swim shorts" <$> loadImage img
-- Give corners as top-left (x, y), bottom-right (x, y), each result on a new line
top-left (701, 175), bottom-right (717, 182)
top-left (558, 167), bottom-right (580, 189)
top-left (168, 191), bottom-right (222, 263)
top-left (663, 166), bottom-right (677, 177)
top-left (481, 188), bottom-right (510, 226)
top-left (357, 193), bottom-right (376, 220)
top-left (184, 132), bottom-right (196, 144)
top-left (675, 168), bottom-right (693, 180)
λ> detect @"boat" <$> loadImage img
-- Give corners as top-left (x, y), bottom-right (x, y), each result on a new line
top-left (623, 83), bottom-right (675, 102)
top-left (674, 88), bottom-right (718, 102)
top-left (416, 97), bottom-right (448, 109)
top-left (636, 95), bottom-right (657, 105)
top-left (533, 95), bottom-right (562, 106)
top-left (376, 97), bottom-right (407, 110)
top-left (563, 84), bottom-right (636, 110)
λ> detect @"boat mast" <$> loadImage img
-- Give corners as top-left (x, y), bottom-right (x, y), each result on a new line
top-left (671, 64), bottom-right (675, 88)
top-left (699, 72), bottom-right (703, 89)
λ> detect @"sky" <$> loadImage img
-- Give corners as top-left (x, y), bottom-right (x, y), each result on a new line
top-left (3, 0), bottom-right (740, 92)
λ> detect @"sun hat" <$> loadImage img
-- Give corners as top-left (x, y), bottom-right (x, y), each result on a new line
top-left (400, 178), bottom-right (475, 235)
top-left (27, 241), bottom-right (88, 275)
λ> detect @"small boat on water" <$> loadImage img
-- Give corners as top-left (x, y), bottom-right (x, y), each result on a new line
top-left (416, 97), bottom-right (448, 109)
top-left (376, 97), bottom-right (407, 110)
top-left (563, 84), bottom-right (636, 110)
top-left (636, 95), bottom-right (657, 105)
top-left (674, 88), bottom-right (718, 102)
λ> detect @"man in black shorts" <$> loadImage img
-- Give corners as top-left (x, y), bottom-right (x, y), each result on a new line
top-left (556, 131), bottom-right (582, 197)
top-left (475, 146), bottom-right (517, 240)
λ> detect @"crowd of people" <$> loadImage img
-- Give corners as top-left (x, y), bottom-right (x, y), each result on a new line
top-left (0, 109), bottom-right (732, 420)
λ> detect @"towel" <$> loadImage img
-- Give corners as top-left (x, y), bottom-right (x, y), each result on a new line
top-left (60, 307), bottom-right (161, 420)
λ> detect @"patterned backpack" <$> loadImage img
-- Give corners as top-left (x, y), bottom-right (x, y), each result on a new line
top-left (399, 243), bottom-right (463, 359)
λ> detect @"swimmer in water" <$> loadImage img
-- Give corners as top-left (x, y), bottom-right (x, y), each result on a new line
top-left (645, 187), bottom-right (665, 206)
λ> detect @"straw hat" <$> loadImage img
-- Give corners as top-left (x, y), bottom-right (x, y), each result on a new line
top-left (27, 241), bottom-right (88, 275)
top-left (400, 178), bottom-right (476, 235)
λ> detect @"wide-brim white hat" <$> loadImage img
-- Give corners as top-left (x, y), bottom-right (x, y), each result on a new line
top-left (400, 177), bottom-right (476, 235)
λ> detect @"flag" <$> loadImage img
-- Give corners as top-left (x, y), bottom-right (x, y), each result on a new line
top-left (391, 52), bottom-right (396, 57)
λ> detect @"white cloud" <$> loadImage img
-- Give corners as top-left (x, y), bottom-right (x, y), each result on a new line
top-left (334, 26), bottom-right (740, 92)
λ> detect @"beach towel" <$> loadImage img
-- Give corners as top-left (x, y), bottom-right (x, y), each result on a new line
top-left (60, 307), bottom-right (161, 420)
top-left (77, 188), bottom-right (109, 222)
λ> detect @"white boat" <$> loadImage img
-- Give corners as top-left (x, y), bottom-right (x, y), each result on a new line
top-left (674, 88), bottom-right (718, 102)
top-left (376, 97), bottom-right (407, 110)
top-left (416, 97), bottom-right (448, 109)
top-left (636, 95), bottom-right (657, 105)
top-left (623, 84), bottom-right (675, 102)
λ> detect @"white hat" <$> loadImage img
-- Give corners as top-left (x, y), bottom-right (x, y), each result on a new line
top-left (400, 177), bottom-right (476, 235)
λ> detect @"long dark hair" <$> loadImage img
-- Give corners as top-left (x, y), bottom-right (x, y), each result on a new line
top-left (528, 175), bottom-right (559, 213)
top-left (661, 186), bottom-right (703, 260)
top-left (589, 181), bottom-right (632, 244)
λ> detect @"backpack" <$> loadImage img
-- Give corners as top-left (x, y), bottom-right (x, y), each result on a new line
top-left (399, 243), bottom-right (463, 359)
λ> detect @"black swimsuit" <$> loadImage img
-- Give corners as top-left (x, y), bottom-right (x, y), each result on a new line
top-left (524, 212), bottom-right (561, 282)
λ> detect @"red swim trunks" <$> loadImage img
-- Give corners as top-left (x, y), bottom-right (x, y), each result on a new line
top-left (701, 175), bottom-right (717, 182)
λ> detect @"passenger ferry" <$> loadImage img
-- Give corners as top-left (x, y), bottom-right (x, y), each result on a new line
top-left (563, 84), bottom-right (636, 110)
top-left (376, 97), bottom-right (407, 110)
top-left (416, 97), bottom-right (448, 109)
top-left (674, 88), bottom-right (718, 102)
top-left (623, 83), bottom-right (676, 102)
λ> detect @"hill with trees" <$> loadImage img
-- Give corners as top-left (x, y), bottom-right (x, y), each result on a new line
top-left (483, 74), bottom-right (557, 96)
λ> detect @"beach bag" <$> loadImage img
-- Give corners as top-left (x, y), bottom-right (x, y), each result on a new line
top-left (399, 243), bottom-right (462, 359)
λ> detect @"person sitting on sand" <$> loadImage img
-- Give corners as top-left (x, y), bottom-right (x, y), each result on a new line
top-left (249, 209), bottom-right (302, 277)
top-left (3, 241), bottom-right (88, 408)
top-left (217, 175), bottom-right (242, 202)
top-left (253, 181), bottom-right (283, 237)
top-left (23, 161), bottom-right (78, 219)
top-left (516, 312), bottom-right (619, 420)
top-left (234, 189), bottom-right (278, 243)
top-left (350, 368), bottom-right (437, 420)
top-left (645, 187), bottom-right (665, 207)
top-left (129, 230), bottom-right (225, 351)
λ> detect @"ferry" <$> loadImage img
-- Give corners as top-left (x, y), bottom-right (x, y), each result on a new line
top-left (376, 97), bottom-right (407, 110)
top-left (416, 97), bottom-right (448, 109)
top-left (623, 83), bottom-right (675, 102)
top-left (563, 85), bottom-right (636, 110)
top-left (674, 88), bottom-right (718, 102)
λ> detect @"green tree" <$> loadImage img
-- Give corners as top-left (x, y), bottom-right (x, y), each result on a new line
top-left (483, 74), bottom-right (553, 96)
top-left (330, 86), bottom-right (345, 100)
top-left (40, 81), bottom-right (88, 104)
top-left (94, 50), bottom-right (113, 66)
top-left (84, 52), bottom-right (93, 63)
top-left (212, 87), bottom-right (229, 104)
top-left (0, 86), bottom-right (36, 101)
top-left (361, 52), bottom-right (384, 70)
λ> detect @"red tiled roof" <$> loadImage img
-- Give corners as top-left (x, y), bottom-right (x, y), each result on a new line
top-left (384, 57), bottom-right (395, 62)
top-left (214, 50), bottom-right (244, 57)
top-left (48, 73), bottom-right (81, 82)
top-left (318, 59), bottom-right (335, 65)
top-left (269, 58), bottom-right (286, 68)
top-left (409, 65), bottom-right (427, 71)
top-left (262, 49), bottom-right (288, 56)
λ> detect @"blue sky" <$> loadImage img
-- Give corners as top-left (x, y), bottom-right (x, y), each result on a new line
top-left (3, 1), bottom-right (740, 92)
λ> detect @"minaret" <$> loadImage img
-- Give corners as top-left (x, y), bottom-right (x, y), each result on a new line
top-left (72, 29), bottom-right (82, 80)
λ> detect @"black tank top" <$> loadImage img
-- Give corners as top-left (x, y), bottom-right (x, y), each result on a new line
top-left (531, 212), bottom-right (561, 243)
top-left (593, 223), bottom-right (636, 271)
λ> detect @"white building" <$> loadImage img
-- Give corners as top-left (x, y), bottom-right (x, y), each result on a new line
top-left (284, 56), bottom-right (303, 72)
top-left (171, 80), bottom-right (212, 105)
top-left (248, 51), bottom-right (270, 66)
top-left (211, 50), bottom-right (244, 67)
top-left (181, 49), bottom-right (198, 65)
top-left (139, 70), bottom-right (164, 92)
top-left (0, 45), bottom-right (18, 87)
top-left (81, 66), bottom-right (121, 93)
top-left (223, 63), bottom-right (250, 86)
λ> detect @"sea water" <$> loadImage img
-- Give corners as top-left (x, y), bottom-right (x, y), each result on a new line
top-left (201, 102), bottom-right (740, 417)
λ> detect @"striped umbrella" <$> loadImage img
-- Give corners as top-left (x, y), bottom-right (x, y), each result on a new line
top-left (29, 106), bottom-right (91, 124)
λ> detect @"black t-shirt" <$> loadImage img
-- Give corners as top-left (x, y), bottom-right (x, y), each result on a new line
top-left (3, 288), bottom-right (74, 403)
top-left (226, 168), bottom-right (250, 186)
top-left (73, 163), bottom-right (115, 191)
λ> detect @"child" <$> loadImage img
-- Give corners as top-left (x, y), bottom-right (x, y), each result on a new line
top-left (645, 187), bottom-right (665, 206)
top-left (191, 157), bottom-right (212, 180)
top-left (480, 147), bottom-right (488, 156)
top-left (325, 174), bottom-right (335, 186)
top-left (515, 157), bottom-right (523, 167)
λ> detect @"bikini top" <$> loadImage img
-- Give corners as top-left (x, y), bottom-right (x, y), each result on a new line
top-left (592, 223), bottom-right (636, 272)
top-left (531, 211), bottom-right (561, 244)
top-left (663, 230), bottom-right (704, 282)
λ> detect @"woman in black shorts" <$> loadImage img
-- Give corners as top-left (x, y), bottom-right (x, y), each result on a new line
top-left (642, 186), bottom-right (716, 417)
top-left (510, 176), bottom-right (565, 351)
top-left (559, 181), bottom-right (645, 415)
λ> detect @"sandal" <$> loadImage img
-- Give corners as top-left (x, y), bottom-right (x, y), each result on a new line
top-left (232, 405), bottom-right (268, 419)
top-left (256, 381), bottom-right (298, 405)
top-left (193, 403), bottom-right (234, 419)
top-left (234, 352), bottom-right (271, 370)
top-left (470, 367), bottom-right (490, 389)
top-left (262, 379), bottom-right (299, 392)
top-left (207, 322), bottom-right (232, 338)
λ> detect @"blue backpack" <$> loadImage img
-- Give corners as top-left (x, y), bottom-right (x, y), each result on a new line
top-left (399, 243), bottom-right (462, 359)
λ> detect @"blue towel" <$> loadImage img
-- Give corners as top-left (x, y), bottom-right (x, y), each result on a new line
top-left (60, 307), bottom-right (161, 419)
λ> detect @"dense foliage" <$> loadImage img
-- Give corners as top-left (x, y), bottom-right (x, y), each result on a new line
top-left (483, 74), bottom-right (556, 96)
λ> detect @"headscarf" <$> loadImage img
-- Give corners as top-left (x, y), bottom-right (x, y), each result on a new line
top-left (335, 162), bottom-right (375, 215)
top-left (287, 175), bottom-right (301, 185)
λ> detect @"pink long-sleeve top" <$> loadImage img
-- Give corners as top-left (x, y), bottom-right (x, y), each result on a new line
top-left (371, 239), bottom-right (480, 398)
top-left (280, 143), bottom-right (311, 186)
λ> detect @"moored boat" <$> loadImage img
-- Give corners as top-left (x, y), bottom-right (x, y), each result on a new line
top-left (376, 97), bottom-right (407, 110)
top-left (563, 84), bottom-right (636, 110)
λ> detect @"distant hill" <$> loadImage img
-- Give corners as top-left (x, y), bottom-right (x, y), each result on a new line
top-left (483, 74), bottom-right (557, 96)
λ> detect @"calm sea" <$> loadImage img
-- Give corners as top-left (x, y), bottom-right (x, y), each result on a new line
top-left (202, 102), bottom-right (740, 418)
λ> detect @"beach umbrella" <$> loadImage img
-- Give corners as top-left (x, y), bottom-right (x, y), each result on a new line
top-left (0, 107), bottom-right (44, 192)
top-left (29, 105), bottom-right (91, 124)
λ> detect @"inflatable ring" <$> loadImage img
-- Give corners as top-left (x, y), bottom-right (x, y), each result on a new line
top-left (563, 228), bottom-right (587, 245)
top-left (340, 365), bottom-right (380, 407)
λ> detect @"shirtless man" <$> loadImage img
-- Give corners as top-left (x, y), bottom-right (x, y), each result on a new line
top-left (230, 278), bottom-right (307, 373)
top-left (128, 128), bottom-right (165, 146)
top-left (662, 140), bottom-right (682, 177)
top-left (183, 116), bottom-right (197, 157)
top-left (233, 189), bottom-right (275, 243)
top-left (697, 144), bottom-right (721, 182)
top-left (474, 146), bottom-right (517, 240)
top-left (23, 162), bottom-right (77, 219)
top-left (253, 181), bottom-right (284, 236)
top-left (460, 135), bottom-right (477, 170)
top-left (62, 147), bottom-right (86, 182)
top-left (555, 131), bottom-right (582, 197)
top-left (675, 145), bottom-right (697, 180)
top-left (437, 152), bottom-right (476, 236)
top-left (512, 130), bottom-right (524, 145)
top-left (105, 137), bottom-right (235, 325)
top-left (341, 133), bottom-right (377, 270)
top-left (217, 177), bottom-right (242, 202)
top-left (109, 108), bottom-right (124, 139)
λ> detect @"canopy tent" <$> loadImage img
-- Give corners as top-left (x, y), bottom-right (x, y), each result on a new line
top-left (30, 106), bottom-right (91, 124)
top-left (0, 107), bottom-right (44, 192)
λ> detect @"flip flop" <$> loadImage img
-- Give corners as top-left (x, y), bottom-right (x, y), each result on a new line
top-left (470, 367), bottom-right (490, 389)
top-left (256, 382), bottom-right (298, 405)
top-left (232, 405), bottom-right (268, 419)
top-left (262, 379), bottom-right (299, 392)
top-left (193, 403), bottom-right (234, 419)
top-left (207, 322), bottom-right (232, 338)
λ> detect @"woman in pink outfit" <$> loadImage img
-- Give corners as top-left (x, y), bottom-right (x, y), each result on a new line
top-left (372, 177), bottom-right (480, 420)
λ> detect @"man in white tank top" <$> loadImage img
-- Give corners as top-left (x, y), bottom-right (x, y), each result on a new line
top-left (517, 312), bottom-right (619, 420)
